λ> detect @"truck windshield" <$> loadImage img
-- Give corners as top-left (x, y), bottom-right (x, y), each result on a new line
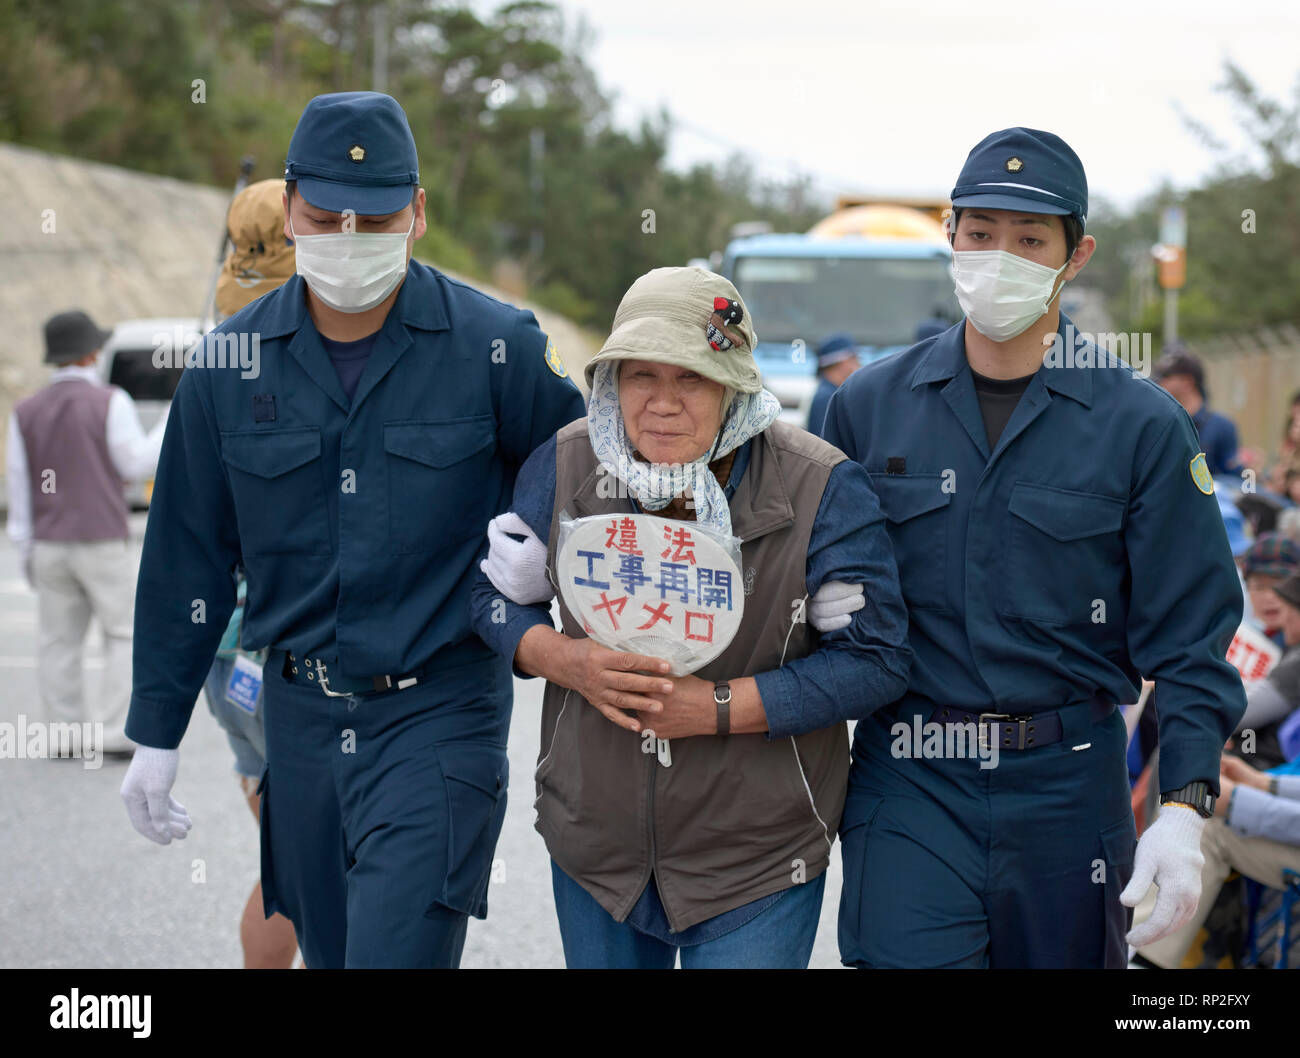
top-left (733, 255), bottom-right (959, 347)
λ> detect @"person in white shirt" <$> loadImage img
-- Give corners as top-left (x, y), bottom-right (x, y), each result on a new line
top-left (6, 311), bottom-right (167, 758)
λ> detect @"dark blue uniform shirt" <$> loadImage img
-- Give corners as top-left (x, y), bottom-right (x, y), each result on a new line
top-left (823, 315), bottom-right (1247, 793)
top-left (1191, 404), bottom-right (1242, 479)
top-left (126, 263), bottom-right (586, 749)
top-left (806, 376), bottom-right (837, 440)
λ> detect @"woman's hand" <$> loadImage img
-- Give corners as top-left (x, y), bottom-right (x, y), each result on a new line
top-left (636, 674), bottom-right (768, 739)
top-left (636, 674), bottom-right (718, 740)
top-left (516, 626), bottom-right (673, 733)
top-left (557, 638), bottom-right (675, 733)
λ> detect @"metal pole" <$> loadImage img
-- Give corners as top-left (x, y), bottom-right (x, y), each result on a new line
top-left (529, 128), bottom-right (545, 260)
top-left (1164, 288), bottom-right (1178, 346)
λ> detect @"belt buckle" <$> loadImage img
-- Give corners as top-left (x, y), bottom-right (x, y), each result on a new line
top-left (977, 712), bottom-right (1010, 752)
top-left (312, 659), bottom-right (353, 698)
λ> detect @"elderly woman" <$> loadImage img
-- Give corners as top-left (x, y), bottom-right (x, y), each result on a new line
top-left (469, 266), bottom-right (911, 968)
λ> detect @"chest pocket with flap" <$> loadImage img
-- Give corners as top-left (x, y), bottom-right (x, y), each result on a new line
top-left (1003, 481), bottom-right (1126, 625)
top-left (870, 473), bottom-right (952, 613)
top-left (220, 427), bottom-right (330, 555)
top-left (384, 415), bottom-right (497, 553)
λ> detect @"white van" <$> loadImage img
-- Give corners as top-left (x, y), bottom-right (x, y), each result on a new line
top-left (98, 318), bottom-right (199, 507)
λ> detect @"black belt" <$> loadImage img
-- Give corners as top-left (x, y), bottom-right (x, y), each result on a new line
top-left (929, 695), bottom-right (1115, 752)
top-left (279, 649), bottom-right (430, 697)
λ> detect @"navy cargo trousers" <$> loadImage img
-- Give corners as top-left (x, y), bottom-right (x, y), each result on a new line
top-left (257, 648), bottom-right (511, 968)
top-left (838, 699), bottom-right (1138, 968)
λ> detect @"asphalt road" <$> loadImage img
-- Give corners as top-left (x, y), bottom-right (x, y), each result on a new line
top-left (0, 514), bottom-right (846, 968)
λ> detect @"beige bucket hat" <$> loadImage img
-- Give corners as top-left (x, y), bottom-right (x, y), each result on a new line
top-left (584, 266), bottom-right (762, 393)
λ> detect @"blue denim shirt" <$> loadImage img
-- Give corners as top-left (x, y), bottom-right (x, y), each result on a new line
top-left (470, 428), bottom-right (911, 943)
top-left (1226, 774), bottom-right (1300, 846)
top-left (471, 432), bottom-right (912, 733)
top-left (806, 376), bottom-right (837, 439)
top-left (1191, 405), bottom-right (1243, 479)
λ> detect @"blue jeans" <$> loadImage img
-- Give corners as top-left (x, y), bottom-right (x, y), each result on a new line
top-left (550, 860), bottom-right (826, 968)
top-left (202, 655), bottom-right (266, 779)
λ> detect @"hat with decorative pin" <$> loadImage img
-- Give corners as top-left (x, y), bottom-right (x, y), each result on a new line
top-left (951, 127), bottom-right (1088, 224)
top-left (585, 267), bottom-right (762, 393)
top-left (284, 92), bottom-right (419, 215)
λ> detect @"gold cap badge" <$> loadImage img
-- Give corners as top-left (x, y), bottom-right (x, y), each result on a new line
top-left (1005, 156), bottom-right (1024, 173)
top-left (348, 144), bottom-right (366, 163)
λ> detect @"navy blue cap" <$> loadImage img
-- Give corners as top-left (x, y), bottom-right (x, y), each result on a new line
top-left (950, 127), bottom-right (1087, 225)
top-left (284, 92), bottom-right (419, 215)
top-left (817, 332), bottom-right (858, 368)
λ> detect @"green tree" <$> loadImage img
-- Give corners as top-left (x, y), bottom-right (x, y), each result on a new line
top-left (1085, 60), bottom-right (1300, 340)
top-left (0, 0), bottom-right (826, 326)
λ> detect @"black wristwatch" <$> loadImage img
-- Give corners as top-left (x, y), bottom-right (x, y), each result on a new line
top-left (1160, 780), bottom-right (1216, 819)
top-left (714, 681), bottom-right (731, 736)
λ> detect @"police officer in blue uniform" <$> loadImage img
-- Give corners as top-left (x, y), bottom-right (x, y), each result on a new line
top-left (824, 128), bottom-right (1247, 968)
top-left (806, 333), bottom-right (860, 440)
top-left (118, 92), bottom-right (585, 968)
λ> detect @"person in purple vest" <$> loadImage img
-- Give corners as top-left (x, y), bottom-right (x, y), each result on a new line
top-left (5, 311), bottom-right (168, 758)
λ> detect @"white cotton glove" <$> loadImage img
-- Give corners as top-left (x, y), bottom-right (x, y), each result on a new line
top-left (480, 511), bottom-right (554, 605)
top-left (1120, 805), bottom-right (1206, 947)
top-left (807, 580), bottom-right (866, 632)
top-left (120, 746), bottom-right (193, 845)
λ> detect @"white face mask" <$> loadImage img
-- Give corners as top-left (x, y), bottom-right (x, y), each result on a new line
top-left (951, 249), bottom-right (1070, 342)
top-left (289, 212), bottom-right (414, 313)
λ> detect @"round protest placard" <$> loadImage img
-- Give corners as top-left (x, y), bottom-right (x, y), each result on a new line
top-left (556, 513), bottom-right (744, 676)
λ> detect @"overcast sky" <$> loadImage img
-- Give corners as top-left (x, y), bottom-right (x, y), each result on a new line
top-left (545, 0), bottom-right (1300, 215)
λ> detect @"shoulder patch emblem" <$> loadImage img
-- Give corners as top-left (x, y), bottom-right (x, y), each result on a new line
top-left (544, 337), bottom-right (567, 378)
top-left (1190, 452), bottom-right (1214, 495)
